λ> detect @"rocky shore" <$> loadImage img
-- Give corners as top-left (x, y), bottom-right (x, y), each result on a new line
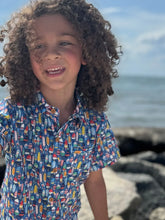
top-left (0, 127), bottom-right (165, 220)
top-left (113, 127), bottom-right (165, 155)
top-left (79, 127), bottom-right (165, 220)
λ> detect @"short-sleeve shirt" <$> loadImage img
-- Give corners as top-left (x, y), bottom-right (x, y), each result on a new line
top-left (0, 92), bottom-right (120, 220)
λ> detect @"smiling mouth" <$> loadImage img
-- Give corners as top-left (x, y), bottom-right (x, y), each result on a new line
top-left (46, 67), bottom-right (65, 75)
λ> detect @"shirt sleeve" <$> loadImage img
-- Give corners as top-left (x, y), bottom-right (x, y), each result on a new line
top-left (0, 99), bottom-right (11, 157)
top-left (90, 113), bottom-right (120, 172)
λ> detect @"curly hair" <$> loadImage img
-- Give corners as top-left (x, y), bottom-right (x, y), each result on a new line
top-left (0, 0), bottom-right (121, 111)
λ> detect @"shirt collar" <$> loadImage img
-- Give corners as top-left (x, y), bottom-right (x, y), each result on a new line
top-left (35, 91), bottom-right (88, 124)
top-left (36, 91), bottom-right (59, 116)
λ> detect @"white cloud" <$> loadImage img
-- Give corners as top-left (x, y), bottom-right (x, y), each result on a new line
top-left (138, 10), bottom-right (165, 22)
top-left (101, 7), bottom-right (121, 15)
top-left (126, 30), bottom-right (165, 56)
top-left (138, 30), bottom-right (165, 45)
top-left (108, 9), bottom-right (165, 76)
top-left (93, 2), bottom-right (165, 76)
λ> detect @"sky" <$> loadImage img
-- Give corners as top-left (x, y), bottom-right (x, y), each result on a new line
top-left (0, 0), bottom-right (165, 77)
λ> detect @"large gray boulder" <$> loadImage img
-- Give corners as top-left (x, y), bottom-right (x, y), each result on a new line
top-left (112, 155), bottom-right (165, 189)
top-left (113, 127), bottom-right (165, 155)
top-left (134, 151), bottom-right (165, 166)
top-left (118, 172), bottom-right (165, 220)
top-left (78, 168), bottom-right (141, 220)
top-left (0, 158), bottom-right (5, 189)
top-left (110, 216), bottom-right (124, 220)
top-left (111, 151), bottom-right (165, 220)
top-left (113, 127), bottom-right (165, 145)
top-left (149, 207), bottom-right (165, 220)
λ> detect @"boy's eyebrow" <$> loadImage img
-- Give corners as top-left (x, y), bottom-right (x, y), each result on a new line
top-left (34, 33), bottom-right (78, 41)
top-left (60, 33), bottom-right (77, 39)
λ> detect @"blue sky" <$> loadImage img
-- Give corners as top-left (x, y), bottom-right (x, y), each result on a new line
top-left (0, 0), bottom-right (165, 77)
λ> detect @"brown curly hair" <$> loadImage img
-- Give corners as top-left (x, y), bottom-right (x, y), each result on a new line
top-left (0, 0), bottom-right (121, 112)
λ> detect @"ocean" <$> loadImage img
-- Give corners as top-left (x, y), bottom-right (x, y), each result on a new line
top-left (0, 75), bottom-right (165, 128)
top-left (107, 75), bottom-right (165, 128)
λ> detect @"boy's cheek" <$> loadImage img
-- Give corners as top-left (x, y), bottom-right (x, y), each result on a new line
top-left (30, 53), bottom-right (43, 66)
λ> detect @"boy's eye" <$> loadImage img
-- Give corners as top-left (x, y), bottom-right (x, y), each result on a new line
top-left (35, 44), bottom-right (45, 50)
top-left (60, 41), bottom-right (73, 46)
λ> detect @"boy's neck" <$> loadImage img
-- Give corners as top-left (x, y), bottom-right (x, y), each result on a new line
top-left (40, 88), bottom-right (76, 125)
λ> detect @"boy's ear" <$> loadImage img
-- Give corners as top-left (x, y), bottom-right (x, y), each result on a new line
top-left (81, 59), bottom-right (87, 65)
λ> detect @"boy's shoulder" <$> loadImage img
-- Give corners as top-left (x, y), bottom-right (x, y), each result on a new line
top-left (0, 97), bottom-right (12, 112)
top-left (0, 97), bottom-right (13, 122)
top-left (76, 93), bottom-right (108, 126)
top-left (0, 96), bottom-right (23, 117)
top-left (83, 107), bottom-right (108, 126)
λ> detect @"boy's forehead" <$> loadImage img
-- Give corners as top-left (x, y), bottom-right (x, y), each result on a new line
top-left (30, 14), bottom-right (80, 39)
top-left (33, 14), bottom-right (73, 28)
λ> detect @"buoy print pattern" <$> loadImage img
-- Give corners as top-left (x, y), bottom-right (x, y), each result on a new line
top-left (0, 92), bottom-right (120, 219)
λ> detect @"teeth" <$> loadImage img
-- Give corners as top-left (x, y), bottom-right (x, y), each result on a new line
top-left (46, 67), bottom-right (64, 75)
top-left (47, 67), bottom-right (63, 72)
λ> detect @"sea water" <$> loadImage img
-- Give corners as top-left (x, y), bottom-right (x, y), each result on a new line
top-left (107, 75), bottom-right (165, 128)
top-left (0, 75), bottom-right (165, 128)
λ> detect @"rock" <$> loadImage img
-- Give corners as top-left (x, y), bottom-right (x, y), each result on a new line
top-left (112, 156), bottom-right (165, 190)
top-left (111, 151), bottom-right (165, 220)
top-left (110, 216), bottom-right (124, 220)
top-left (78, 167), bottom-right (141, 220)
top-left (0, 164), bottom-right (5, 188)
top-left (113, 127), bottom-right (165, 155)
top-left (0, 158), bottom-right (6, 189)
top-left (104, 168), bottom-right (141, 220)
top-left (117, 172), bottom-right (165, 220)
top-left (134, 151), bottom-right (165, 166)
top-left (149, 207), bottom-right (165, 220)
top-left (113, 127), bottom-right (165, 145)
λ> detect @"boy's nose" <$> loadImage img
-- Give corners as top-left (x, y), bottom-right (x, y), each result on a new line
top-left (46, 47), bottom-right (61, 60)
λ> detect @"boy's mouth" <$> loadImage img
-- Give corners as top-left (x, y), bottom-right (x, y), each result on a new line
top-left (45, 66), bottom-right (65, 75)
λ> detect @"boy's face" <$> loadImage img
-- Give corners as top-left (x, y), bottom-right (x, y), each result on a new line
top-left (29, 14), bottom-right (85, 97)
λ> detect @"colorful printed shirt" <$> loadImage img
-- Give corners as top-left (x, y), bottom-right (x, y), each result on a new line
top-left (0, 92), bottom-right (120, 220)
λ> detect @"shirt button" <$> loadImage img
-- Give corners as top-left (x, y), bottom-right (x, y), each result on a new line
top-left (51, 108), bottom-right (56, 114)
